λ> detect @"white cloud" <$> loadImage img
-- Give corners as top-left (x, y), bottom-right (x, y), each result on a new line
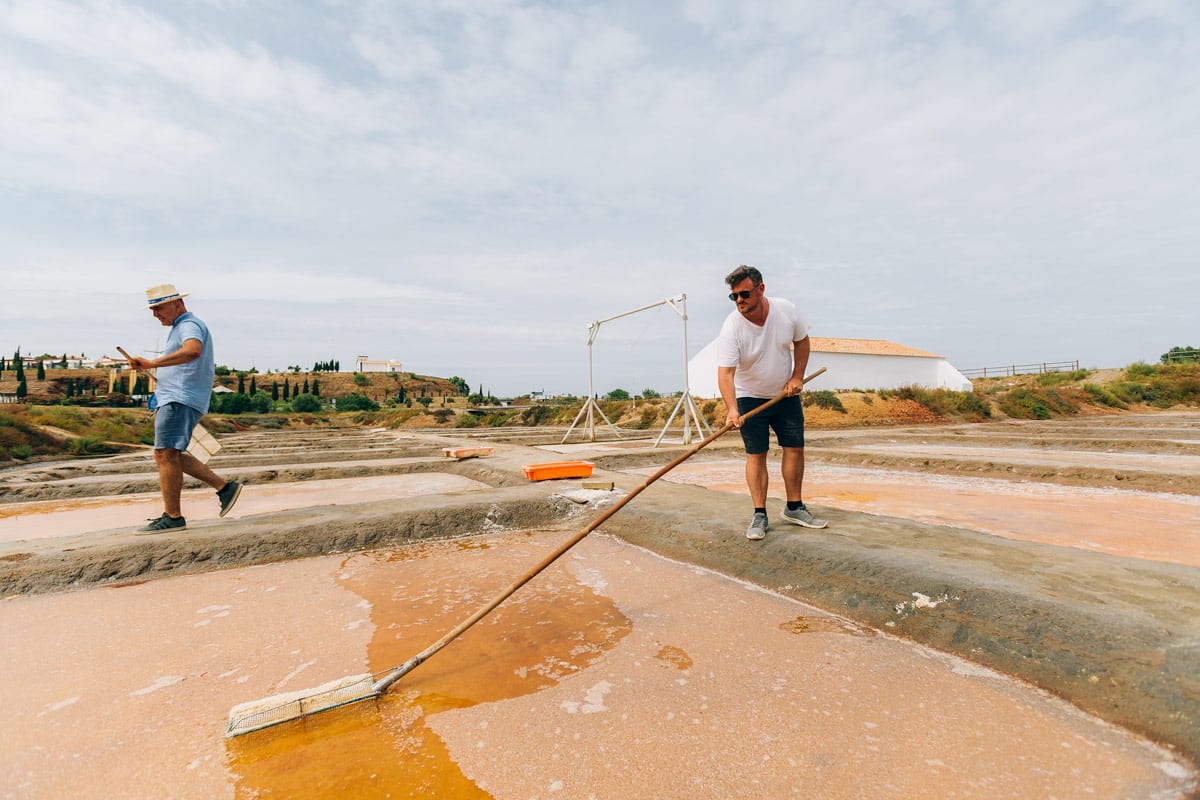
top-left (2, 0), bottom-right (1197, 392)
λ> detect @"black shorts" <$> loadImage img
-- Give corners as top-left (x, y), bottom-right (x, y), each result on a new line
top-left (736, 395), bottom-right (805, 455)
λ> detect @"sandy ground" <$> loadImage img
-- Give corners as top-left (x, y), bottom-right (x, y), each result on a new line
top-left (1, 411), bottom-right (1198, 798)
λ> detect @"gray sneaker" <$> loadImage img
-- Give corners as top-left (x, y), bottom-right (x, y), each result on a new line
top-left (782, 505), bottom-right (827, 529)
top-left (745, 511), bottom-right (769, 540)
top-left (217, 480), bottom-right (243, 517)
top-left (137, 513), bottom-right (186, 534)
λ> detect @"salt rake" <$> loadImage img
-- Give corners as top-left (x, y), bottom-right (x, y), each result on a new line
top-left (226, 368), bottom-right (826, 737)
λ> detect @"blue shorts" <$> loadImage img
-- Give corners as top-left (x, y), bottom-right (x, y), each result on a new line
top-left (154, 402), bottom-right (203, 451)
top-left (736, 395), bottom-right (805, 455)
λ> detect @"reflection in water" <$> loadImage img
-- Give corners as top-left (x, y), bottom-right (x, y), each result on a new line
top-left (229, 530), bottom-right (633, 797)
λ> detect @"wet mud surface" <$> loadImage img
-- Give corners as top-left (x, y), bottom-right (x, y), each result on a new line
top-left (2, 412), bottom-right (1199, 797)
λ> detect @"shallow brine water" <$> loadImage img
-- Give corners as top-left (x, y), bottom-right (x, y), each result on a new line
top-left (1, 528), bottom-right (1192, 798)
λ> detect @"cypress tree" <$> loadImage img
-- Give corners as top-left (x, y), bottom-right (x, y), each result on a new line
top-left (311, 378), bottom-right (320, 397)
top-left (17, 378), bottom-right (27, 399)
top-left (283, 379), bottom-right (291, 400)
top-left (60, 353), bottom-right (68, 368)
top-left (237, 373), bottom-right (246, 394)
top-left (14, 350), bottom-right (25, 381)
top-left (271, 381), bottom-right (279, 401)
top-left (303, 378), bottom-right (309, 394)
top-left (36, 360), bottom-right (44, 380)
top-left (249, 376), bottom-right (257, 395)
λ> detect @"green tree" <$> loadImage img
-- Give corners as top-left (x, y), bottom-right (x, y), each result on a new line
top-left (17, 378), bottom-right (27, 398)
top-left (283, 379), bottom-right (291, 400)
top-left (221, 393), bottom-right (252, 414)
top-left (448, 376), bottom-right (470, 395)
top-left (1161, 345), bottom-right (1200, 364)
top-left (311, 378), bottom-right (320, 397)
top-left (271, 381), bottom-right (279, 401)
top-left (249, 392), bottom-right (273, 413)
top-left (416, 396), bottom-right (433, 407)
top-left (642, 388), bottom-right (661, 398)
top-left (606, 388), bottom-right (630, 400)
top-left (338, 393), bottom-right (379, 411)
top-left (237, 373), bottom-right (246, 394)
top-left (302, 378), bottom-right (309, 394)
top-left (37, 360), bottom-right (45, 380)
top-left (14, 350), bottom-right (25, 381)
top-left (249, 376), bottom-right (257, 395)
top-left (291, 393), bottom-right (322, 412)
top-left (60, 353), bottom-right (68, 368)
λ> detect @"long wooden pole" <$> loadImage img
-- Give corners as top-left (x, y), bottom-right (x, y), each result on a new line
top-left (374, 366), bottom-right (827, 693)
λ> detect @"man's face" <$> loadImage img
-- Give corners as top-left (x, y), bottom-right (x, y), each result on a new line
top-left (729, 277), bottom-right (764, 317)
top-left (150, 300), bottom-right (184, 326)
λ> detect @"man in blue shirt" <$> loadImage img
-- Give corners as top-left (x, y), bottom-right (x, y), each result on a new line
top-left (128, 283), bottom-right (242, 532)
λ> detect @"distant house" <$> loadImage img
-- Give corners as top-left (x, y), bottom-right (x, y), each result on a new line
top-left (687, 336), bottom-right (972, 396)
top-left (355, 356), bottom-right (404, 373)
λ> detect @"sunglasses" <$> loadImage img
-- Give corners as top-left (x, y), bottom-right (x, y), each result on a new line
top-left (728, 288), bottom-right (757, 301)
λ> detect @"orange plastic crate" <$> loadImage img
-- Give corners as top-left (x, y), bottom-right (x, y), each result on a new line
top-left (522, 461), bottom-right (595, 481)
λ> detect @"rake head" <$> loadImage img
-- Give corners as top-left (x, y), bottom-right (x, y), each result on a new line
top-left (226, 673), bottom-right (378, 737)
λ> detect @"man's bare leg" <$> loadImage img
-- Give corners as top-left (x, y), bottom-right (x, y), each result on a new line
top-left (179, 451), bottom-right (228, 492)
top-left (781, 446), bottom-right (805, 504)
top-left (745, 452), bottom-right (769, 507)
top-left (153, 448), bottom-right (186, 518)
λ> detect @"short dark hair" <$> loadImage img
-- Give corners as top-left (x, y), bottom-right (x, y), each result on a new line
top-left (725, 264), bottom-right (763, 288)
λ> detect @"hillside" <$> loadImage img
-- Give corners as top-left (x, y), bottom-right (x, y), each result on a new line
top-left (4, 362), bottom-right (1196, 464)
top-left (0, 367), bottom-right (459, 405)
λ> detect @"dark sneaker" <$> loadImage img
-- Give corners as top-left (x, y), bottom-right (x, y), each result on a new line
top-left (745, 511), bottom-right (769, 540)
top-left (782, 505), bottom-right (827, 529)
top-left (137, 513), bottom-right (186, 533)
top-left (217, 480), bottom-right (243, 518)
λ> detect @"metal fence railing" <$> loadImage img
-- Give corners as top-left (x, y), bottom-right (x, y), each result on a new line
top-left (960, 360), bottom-right (1080, 379)
top-left (1164, 349), bottom-right (1200, 363)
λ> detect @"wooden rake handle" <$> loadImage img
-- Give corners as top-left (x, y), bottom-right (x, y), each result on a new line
top-left (374, 366), bottom-right (827, 693)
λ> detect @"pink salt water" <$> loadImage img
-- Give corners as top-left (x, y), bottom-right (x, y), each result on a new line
top-left (0, 473), bottom-right (489, 542)
top-left (637, 460), bottom-right (1200, 567)
top-left (1, 529), bottom-right (1192, 798)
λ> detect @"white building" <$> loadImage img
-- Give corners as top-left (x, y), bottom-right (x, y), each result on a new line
top-left (355, 356), bottom-right (404, 373)
top-left (687, 336), bottom-right (972, 397)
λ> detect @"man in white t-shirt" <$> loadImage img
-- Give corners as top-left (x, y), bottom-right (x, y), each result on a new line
top-left (716, 265), bottom-right (827, 540)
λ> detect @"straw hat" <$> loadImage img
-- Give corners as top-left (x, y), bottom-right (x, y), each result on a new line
top-left (145, 283), bottom-right (190, 307)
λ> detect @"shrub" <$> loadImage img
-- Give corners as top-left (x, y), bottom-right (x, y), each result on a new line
top-left (520, 405), bottom-right (555, 426)
top-left (892, 386), bottom-right (992, 421)
top-left (11, 444), bottom-right (32, 459)
top-left (219, 393), bottom-right (253, 414)
top-left (456, 414), bottom-right (481, 428)
top-left (353, 373), bottom-right (369, 386)
top-left (337, 393), bottom-right (379, 412)
top-left (1035, 369), bottom-right (1090, 386)
top-left (1126, 362), bottom-right (1155, 379)
top-left (803, 390), bottom-right (846, 413)
top-left (1083, 383), bottom-right (1128, 409)
top-left (291, 393), bottom-right (322, 413)
top-left (68, 436), bottom-right (118, 456)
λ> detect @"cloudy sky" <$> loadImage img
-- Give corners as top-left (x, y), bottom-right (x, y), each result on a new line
top-left (3, 0), bottom-right (1197, 397)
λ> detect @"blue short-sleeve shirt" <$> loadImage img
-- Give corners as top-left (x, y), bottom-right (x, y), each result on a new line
top-left (154, 311), bottom-right (214, 414)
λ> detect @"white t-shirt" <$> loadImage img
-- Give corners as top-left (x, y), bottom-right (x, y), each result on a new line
top-left (716, 296), bottom-right (811, 398)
